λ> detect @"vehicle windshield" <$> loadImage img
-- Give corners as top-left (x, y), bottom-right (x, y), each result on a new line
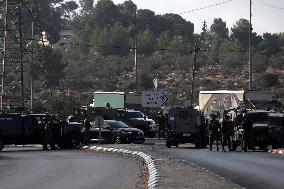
top-left (127, 111), bottom-right (144, 118)
top-left (108, 121), bottom-right (130, 128)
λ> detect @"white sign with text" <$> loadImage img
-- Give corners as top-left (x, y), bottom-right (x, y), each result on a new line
top-left (142, 91), bottom-right (168, 107)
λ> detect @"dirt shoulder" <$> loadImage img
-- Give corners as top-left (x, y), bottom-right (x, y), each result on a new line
top-left (91, 143), bottom-right (241, 189)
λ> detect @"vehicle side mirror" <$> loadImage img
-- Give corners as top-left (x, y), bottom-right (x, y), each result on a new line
top-left (144, 115), bottom-right (146, 121)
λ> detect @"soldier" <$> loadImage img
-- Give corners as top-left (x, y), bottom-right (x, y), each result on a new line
top-left (155, 111), bottom-right (167, 139)
top-left (83, 115), bottom-right (91, 145)
top-left (42, 113), bottom-right (56, 150)
top-left (199, 112), bottom-right (208, 148)
top-left (242, 114), bottom-right (252, 152)
top-left (208, 114), bottom-right (221, 151)
top-left (221, 115), bottom-right (233, 152)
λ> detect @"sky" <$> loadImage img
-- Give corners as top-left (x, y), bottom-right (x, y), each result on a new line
top-left (77, 0), bottom-right (284, 34)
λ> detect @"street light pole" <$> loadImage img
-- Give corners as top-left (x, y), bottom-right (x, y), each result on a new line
top-left (190, 46), bottom-right (198, 108)
top-left (134, 4), bottom-right (138, 93)
top-left (249, 0), bottom-right (252, 90)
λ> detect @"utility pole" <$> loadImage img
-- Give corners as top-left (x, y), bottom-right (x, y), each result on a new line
top-left (18, 3), bottom-right (25, 112)
top-left (1, 0), bottom-right (8, 112)
top-left (134, 4), bottom-right (138, 93)
top-left (30, 22), bottom-right (34, 113)
top-left (248, 0), bottom-right (252, 90)
top-left (190, 46), bottom-right (199, 108)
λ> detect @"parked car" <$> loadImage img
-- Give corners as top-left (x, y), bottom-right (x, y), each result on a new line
top-left (85, 120), bottom-right (145, 144)
top-left (126, 110), bottom-right (158, 137)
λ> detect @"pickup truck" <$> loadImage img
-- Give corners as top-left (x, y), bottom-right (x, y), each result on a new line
top-left (0, 113), bottom-right (84, 151)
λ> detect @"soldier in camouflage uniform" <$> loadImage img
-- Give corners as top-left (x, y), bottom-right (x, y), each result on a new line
top-left (42, 113), bottom-right (56, 150)
top-left (155, 111), bottom-right (167, 139)
top-left (242, 115), bottom-right (252, 152)
top-left (83, 115), bottom-right (92, 145)
top-left (221, 115), bottom-right (233, 152)
top-left (208, 114), bottom-right (221, 151)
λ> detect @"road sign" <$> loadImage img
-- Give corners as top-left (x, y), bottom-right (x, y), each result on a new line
top-left (95, 116), bottom-right (104, 126)
top-left (142, 91), bottom-right (168, 107)
top-left (95, 116), bottom-right (104, 144)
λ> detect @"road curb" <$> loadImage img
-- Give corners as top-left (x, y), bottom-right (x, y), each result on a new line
top-left (269, 149), bottom-right (284, 155)
top-left (82, 145), bottom-right (159, 189)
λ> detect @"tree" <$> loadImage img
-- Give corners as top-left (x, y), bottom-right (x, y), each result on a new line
top-left (270, 51), bottom-right (284, 70)
top-left (91, 23), bottom-right (130, 56)
top-left (195, 21), bottom-right (212, 52)
top-left (79, 0), bottom-right (94, 14)
top-left (167, 36), bottom-right (187, 55)
top-left (92, 0), bottom-right (120, 28)
top-left (163, 13), bottom-right (194, 39)
top-left (252, 53), bottom-right (268, 73)
top-left (210, 18), bottom-right (229, 40)
top-left (231, 19), bottom-right (262, 49)
top-left (218, 40), bottom-right (246, 70)
top-left (261, 33), bottom-right (281, 57)
top-left (139, 72), bottom-right (154, 90)
top-left (117, 0), bottom-right (136, 27)
top-left (60, 1), bottom-right (79, 20)
top-left (137, 29), bottom-right (156, 55)
top-left (209, 18), bottom-right (229, 63)
top-left (54, 93), bottom-right (81, 115)
top-left (157, 31), bottom-right (171, 51)
top-left (39, 0), bottom-right (79, 44)
top-left (136, 9), bottom-right (156, 33)
top-left (41, 47), bottom-right (66, 90)
top-left (256, 73), bottom-right (279, 89)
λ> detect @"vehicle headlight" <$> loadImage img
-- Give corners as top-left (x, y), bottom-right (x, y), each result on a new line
top-left (81, 128), bottom-right (85, 132)
top-left (121, 131), bottom-right (132, 134)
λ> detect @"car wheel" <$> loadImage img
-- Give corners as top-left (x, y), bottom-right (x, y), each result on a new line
top-left (66, 134), bottom-right (82, 149)
top-left (114, 136), bottom-right (122, 144)
top-left (0, 140), bottom-right (4, 151)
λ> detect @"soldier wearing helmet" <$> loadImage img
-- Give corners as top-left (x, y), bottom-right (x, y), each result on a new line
top-left (42, 112), bottom-right (57, 150)
top-left (208, 113), bottom-right (221, 151)
top-left (221, 114), bottom-right (233, 152)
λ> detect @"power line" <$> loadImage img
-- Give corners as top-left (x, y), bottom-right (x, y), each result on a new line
top-left (179, 0), bottom-right (234, 15)
top-left (257, 0), bottom-right (283, 10)
top-left (57, 41), bottom-right (284, 53)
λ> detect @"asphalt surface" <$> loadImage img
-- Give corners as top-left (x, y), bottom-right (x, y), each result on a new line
top-left (164, 145), bottom-right (284, 189)
top-left (0, 147), bottom-right (140, 189)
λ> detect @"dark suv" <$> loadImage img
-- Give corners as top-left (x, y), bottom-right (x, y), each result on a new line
top-left (0, 113), bottom-right (83, 151)
top-left (86, 120), bottom-right (145, 144)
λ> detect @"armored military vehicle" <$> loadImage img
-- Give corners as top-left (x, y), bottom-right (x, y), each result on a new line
top-left (165, 106), bottom-right (207, 148)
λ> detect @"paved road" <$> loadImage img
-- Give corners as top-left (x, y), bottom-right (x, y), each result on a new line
top-left (164, 145), bottom-right (284, 189)
top-left (0, 147), bottom-right (140, 189)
